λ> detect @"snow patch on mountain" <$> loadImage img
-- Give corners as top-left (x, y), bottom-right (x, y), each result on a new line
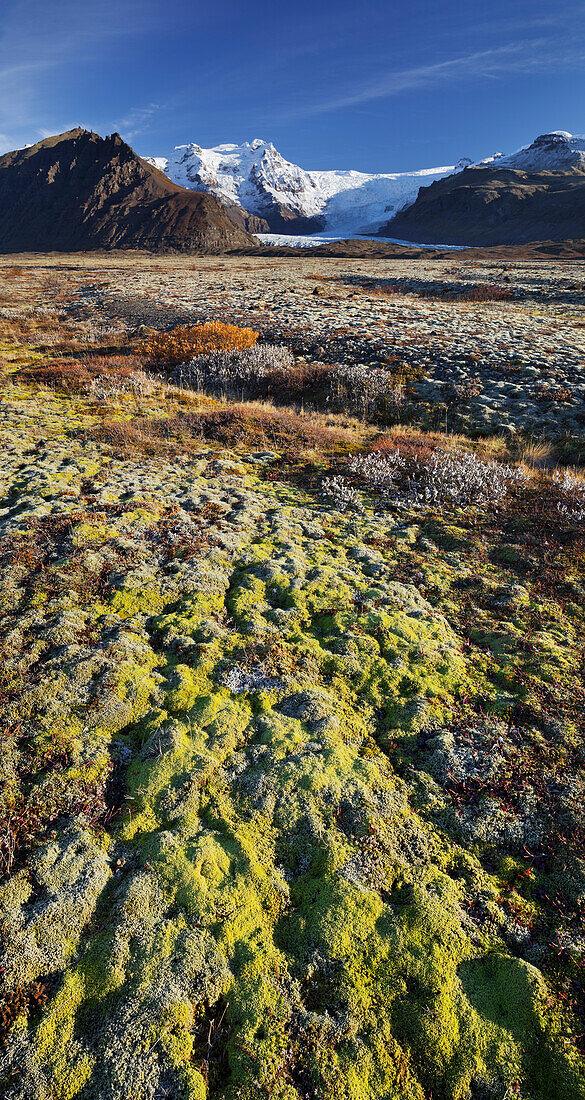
top-left (478, 131), bottom-right (585, 173)
top-left (147, 157), bottom-right (169, 173)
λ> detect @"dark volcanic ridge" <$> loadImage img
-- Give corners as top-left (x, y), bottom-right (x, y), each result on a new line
top-left (233, 238), bottom-right (585, 260)
top-left (0, 129), bottom-right (256, 253)
top-left (382, 163), bottom-right (585, 246)
top-left (223, 201), bottom-right (324, 236)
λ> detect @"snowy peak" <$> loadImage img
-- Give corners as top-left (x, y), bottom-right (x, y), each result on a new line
top-left (478, 131), bottom-right (585, 173)
top-left (151, 139), bottom-right (320, 220)
top-left (148, 139), bottom-right (458, 235)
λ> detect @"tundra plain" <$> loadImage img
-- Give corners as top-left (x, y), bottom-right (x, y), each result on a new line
top-left (1, 251), bottom-right (585, 1100)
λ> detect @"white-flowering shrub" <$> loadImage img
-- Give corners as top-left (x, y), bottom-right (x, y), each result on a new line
top-left (173, 344), bottom-right (294, 390)
top-left (79, 323), bottom-right (126, 344)
top-left (348, 451), bottom-right (408, 493)
top-left (88, 371), bottom-right (155, 400)
top-left (552, 469), bottom-right (585, 523)
top-left (223, 666), bottom-right (284, 694)
top-left (172, 345), bottom-right (405, 422)
top-left (333, 363), bottom-right (404, 417)
top-left (0, 306), bottom-right (29, 319)
top-left (321, 475), bottom-right (362, 513)
top-left (413, 449), bottom-right (526, 507)
top-left (444, 380), bottom-right (483, 402)
top-left (350, 447), bottom-right (526, 509)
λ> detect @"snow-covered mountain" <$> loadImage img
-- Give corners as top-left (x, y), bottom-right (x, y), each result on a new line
top-left (146, 139), bottom-right (461, 236)
top-left (146, 132), bottom-right (585, 238)
top-left (478, 131), bottom-right (585, 173)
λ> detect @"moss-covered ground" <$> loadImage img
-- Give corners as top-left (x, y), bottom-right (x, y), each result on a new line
top-left (1, 258), bottom-right (585, 1100)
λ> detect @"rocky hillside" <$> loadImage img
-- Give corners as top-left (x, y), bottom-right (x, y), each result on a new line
top-left (382, 165), bottom-right (585, 245)
top-left (0, 130), bottom-right (255, 253)
top-left (478, 131), bottom-right (585, 173)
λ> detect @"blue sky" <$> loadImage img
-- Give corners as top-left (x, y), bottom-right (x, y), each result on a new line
top-left (0, 0), bottom-right (583, 171)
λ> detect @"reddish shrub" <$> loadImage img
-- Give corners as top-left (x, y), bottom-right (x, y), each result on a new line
top-left (1, 980), bottom-right (51, 1047)
top-left (456, 283), bottom-right (514, 302)
top-left (533, 384), bottom-right (573, 404)
top-left (18, 355), bottom-right (148, 393)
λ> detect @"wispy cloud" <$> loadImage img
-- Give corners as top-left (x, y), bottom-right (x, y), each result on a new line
top-left (283, 37), bottom-right (585, 118)
top-left (0, 0), bottom-right (583, 159)
top-left (111, 103), bottom-right (163, 140)
top-left (0, 0), bottom-right (162, 144)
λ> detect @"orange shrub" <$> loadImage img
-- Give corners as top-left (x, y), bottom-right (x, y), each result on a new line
top-left (141, 322), bottom-right (258, 366)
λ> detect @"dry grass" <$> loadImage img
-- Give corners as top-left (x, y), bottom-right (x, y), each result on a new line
top-left (512, 438), bottom-right (555, 466)
top-left (251, 359), bottom-right (334, 401)
top-left (374, 425), bottom-right (494, 461)
top-left (84, 400), bottom-right (358, 460)
top-left (374, 425), bottom-right (576, 471)
top-left (0, 311), bottom-right (64, 347)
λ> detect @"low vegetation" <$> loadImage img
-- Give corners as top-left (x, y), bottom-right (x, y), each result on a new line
top-left (1, 257), bottom-right (585, 1100)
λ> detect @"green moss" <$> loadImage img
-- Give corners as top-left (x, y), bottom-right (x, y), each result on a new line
top-left (459, 954), bottom-right (585, 1098)
top-left (100, 582), bottom-right (167, 619)
top-left (70, 520), bottom-right (112, 546)
top-left (154, 591), bottom-right (225, 640)
top-left (34, 972), bottom-right (94, 1099)
top-left (165, 663), bottom-right (199, 714)
top-left (3, 377), bottom-right (585, 1099)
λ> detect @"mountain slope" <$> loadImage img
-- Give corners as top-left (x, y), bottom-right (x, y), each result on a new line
top-left (149, 131), bottom-right (585, 242)
top-left (380, 131), bottom-right (585, 245)
top-left (149, 139), bottom-right (460, 235)
top-left (381, 162), bottom-right (585, 246)
top-left (0, 129), bottom-right (255, 253)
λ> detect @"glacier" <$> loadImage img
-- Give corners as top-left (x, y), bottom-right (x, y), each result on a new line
top-left (146, 138), bottom-right (460, 236)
